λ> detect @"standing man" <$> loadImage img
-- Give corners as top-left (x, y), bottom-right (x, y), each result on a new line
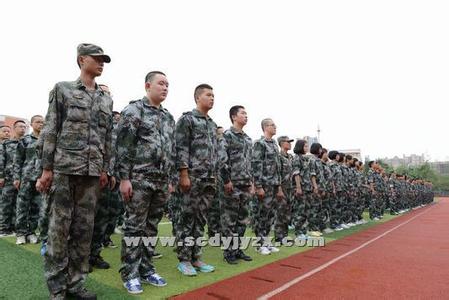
top-left (116, 71), bottom-right (174, 293)
top-left (252, 118), bottom-right (284, 255)
top-left (274, 136), bottom-right (294, 243)
top-left (13, 115), bottom-right (44, 245)
top-left (175, 84), bottom-right (218, 276)
top-left (0, 120), bottom-right (27, 236)
top-left (0, 125), bottom-right (11, 236)
top-left (38, 43), bottom-right (113, 300)
top-left (220, 105), bottom-right (254, 264)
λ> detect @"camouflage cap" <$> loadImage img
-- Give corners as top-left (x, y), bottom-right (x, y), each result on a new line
top-left (77, 43), bottom-right (111, 63)
top-left (277, 136), bottom-right (294, 146)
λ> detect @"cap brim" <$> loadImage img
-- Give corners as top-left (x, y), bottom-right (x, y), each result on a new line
top-left (287, 139), bottom-right (294, 142)
top-left (90, 54), bottom-right (111, 63)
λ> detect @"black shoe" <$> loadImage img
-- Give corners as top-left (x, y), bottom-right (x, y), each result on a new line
top-left (153, 251), bottom-right (163, 259)
top-left (235, 251), bottom-right (252, 261)
top-left (67, 288), bottom-right (96, 300)
top-left (224, 255), bottom-right (238, 265)
top-left (88, 264), bottom-right (93, 273)
top-left (90, 256), bottom-right (110, 269)
top-left (103, 238), bottom-right (118, 248)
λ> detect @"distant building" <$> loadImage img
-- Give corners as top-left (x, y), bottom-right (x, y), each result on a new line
top-left (303, 136), bottom-right (319, 147)
top-left (338, 149), bottom-right (362, 160)
top-left (382, 154), bottom-right (426, 168)
top-left (431, 161), bottom-right (449, 176)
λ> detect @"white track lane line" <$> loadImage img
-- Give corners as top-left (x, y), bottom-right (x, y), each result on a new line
top-left (258, 205), bottom-right (435, 300)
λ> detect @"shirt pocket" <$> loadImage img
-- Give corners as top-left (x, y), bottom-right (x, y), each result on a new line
top-left (67, 95), bottom-right (89, 122)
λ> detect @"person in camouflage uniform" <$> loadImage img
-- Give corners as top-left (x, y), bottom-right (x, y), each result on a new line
top-left (116, 71), bottom-right (174, 292)
top-left (388, 172), bottom-right (400, 215)
top-left (0, 125), bottom-right (11, 236)
top-left (220, 105), bottom-right (254, 264)
top-left (38, 43), bottom-right (113, 300)
top-left (344, 155), bottom-right (357, 226)
top-left (320, 148), bottom-right (334, 233)
top-left (207, 126), bottom-right (224, 238)
top-left (13, 115), bottom-right (44, 245)
top-left (0, 120), bottom-right (26, 236)
top-left (307, 143), bottom-right (326, 237)
top-left (274, 136), bottom-right (294, 243)
top-left (175, 84), bottom-right (218, 276)
top-left (367, 161), bottom-right (382, 220)
top-left (251, 118), bottom-right (284, 255)
top-left (355, 160), bottom-right (368, 224)
top-left (328, 151), bottom-right (344, 231)
top-left (291, 140), bottom-right (310, 238)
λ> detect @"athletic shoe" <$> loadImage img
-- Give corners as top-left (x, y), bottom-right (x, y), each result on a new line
top-left (373, 217), bottom-right (380, 221)
top-left (103, 238), bottom-right (118, 248)
top-left (114, 227), bottom-right (124, 235)
top-left (323, 228), bottom-right (334, 234)
top-left (40, 242), bottom-right (47, 256)
top-left (224, 254), bottom-right (238, 264)
top-left (307, 231), bottom-right (321, 237)
top-left (235, 250), bottom-right (252, 261)
top-left (347, 222), bottom-right (356, 227)
top-left (297, 233), bottom-right (308, 239)
top-left (123, 278), bottom-right (143, 294)
top-left (16, 236), bottom-right (26, 245)
top-left (141, 273), bottom-right (167, 287)
top-left (90, 255), bottom-right (110, 269)
top-left (340, 224), bottom-right (350, 229)
top-left (153, 251), bottom-right (163, 259)
top-left (334, 226), bottom-right (344, 231)
top-left (267, 245), bottom-right (280, 253)
top-left (257, 246), bottom-right (271, 255)
top-left (177, 262), bottom-right (197, 276)
top-left (67, 287), bottom-right (97, 300)
top-left (192, 261), bottom-right (215, 273)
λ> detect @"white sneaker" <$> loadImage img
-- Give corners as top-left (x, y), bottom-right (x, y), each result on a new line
top-left (323, 228), bottom-right (334, 234)
top-left (258, 246), bottom-right (271, 255)
top-left (16, 236), bottom-right (26, 245)
top-left (297, 233), bottom-right (308, 239)
top-left (114, 227), bottom-right (124, 235)
top-left (267, 245), bottom-right (280, 253)
top-left (360, 219), bottom-right (368, 224)
top-left (340, 224), bottom-right (350, 229)
top-left (355, 220), bottom-right (363, 225)
top-left (373, 217), bottom-right (380, 221)
top-left (347, 222), bottom-right (356, 227)
top-left (27, 234), bottom-right (38, 244)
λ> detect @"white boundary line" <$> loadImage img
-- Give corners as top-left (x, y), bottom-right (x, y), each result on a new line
top-left (258, 205), bottom-right (435, 300)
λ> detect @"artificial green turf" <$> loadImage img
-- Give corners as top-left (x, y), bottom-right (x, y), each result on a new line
top-left (0, 211), bottom-right (397, 299)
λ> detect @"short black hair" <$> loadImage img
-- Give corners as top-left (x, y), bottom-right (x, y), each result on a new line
top-left (310, 143), bottom-right (322, 155)
top-left (145, 71), bottom-right (166, 83)
top-left (112, 111), bottom-right (120, 116)
top-left (338, 153), bottom-right (345, 163)
top-left (0, 125), bottom-right (11, 129)
top-left (194, 84), bottom-right (213, 101)
top-left (368, 161), bottom-right (375, 168)
top-left (328, 150), bottom-right (339, 160)
top-left (13, 120), bottom-right (26, 127)
top-left (346, 154), bottom-right (353, 161)
top-left (293, 139), bottom-right (306, 155)
top-left (229, 105), bottom-right (245, 123)
top-left (30, 115), bottom-right (43, 123)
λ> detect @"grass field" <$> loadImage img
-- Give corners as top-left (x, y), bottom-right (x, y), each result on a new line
top-left (0, 212), bottom-right (397, 299)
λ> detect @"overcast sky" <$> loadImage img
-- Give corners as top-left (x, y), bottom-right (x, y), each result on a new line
top-left (1, 0), bottom-right (448, 161)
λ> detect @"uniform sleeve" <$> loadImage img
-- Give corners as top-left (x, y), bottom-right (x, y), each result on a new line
top-left (309, 158), bottom-right (317, 177)
top-left (175, 115), bottom-right (191, 171)
top-left (13, 138), bottom-right (26, 181)
top-left (41, 85), bottom-right (63, 170)
top-left (115, 105), bottom-right (139, 180)
top-left (167, 116), bottom-right (177, 184)
top-left (219, 135), bottom-right (231, 184)
top-left (251, 141), bottom-right (264, 188)
top-left (102, 100), bottom-right (113, 174)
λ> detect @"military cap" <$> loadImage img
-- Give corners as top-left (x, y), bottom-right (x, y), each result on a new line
top-left (77, 43), bottom-right (111, 63)
top-left (277, 136), bottom-right (294, 146)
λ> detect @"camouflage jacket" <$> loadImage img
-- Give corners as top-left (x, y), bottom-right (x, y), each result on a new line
top-left (309, 155), bottom-right (326, 192)
top-left (220, 126), bottom-right (253, 186)
top-left (280, 151), bottom-right (294, 188)
top-left (41, 78), bottom-right (113, 176)
top-left (329, 161), bottom-right (344, 192)
top-left (321, 161), bottom-right (333, 193)
top-left (109, 120), bottom-right (119, 177)
top-left (175, 109), bottom-right (218, 179)
top-left (292, 154), bottom-right (313, 192)
top-left (13, 133), bottom-right (41, 182)
top-left (251, 137), bottom-right (281, 188)
top-left (0, 139), bottom-right (19, 180)
top-left (116, 98), bottom-right (175, 181)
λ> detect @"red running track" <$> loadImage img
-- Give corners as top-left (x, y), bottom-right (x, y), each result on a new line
top-left (172, 198), bottom-right (449, 300)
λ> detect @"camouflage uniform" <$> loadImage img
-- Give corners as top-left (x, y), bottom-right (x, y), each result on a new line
top-left (13, 133), bottom-right (43, 238)
top-left (175, 109), bottom-right (218, 262)
top-left (251, 137), bottom-right (281, 245)
top-left (367, 169), bottom-right (382, 219)
top-left (274, 151), bottom-right (293, 241)
top-left (0, 139), bottom-right (19, 233)
top-left (42, 78), bottom-right (113, 296)
top-left (219, 126), bottom-right (253, 258)
top-left (308, 155), bottom-right (326, 232)
top-left (116, 97), bottom-right (175, 281)
top-left (340, 164), bottom-right (352, 223)
top-left (320, 160), bottom-right (333, 230)
top-left (207, 176), bottom-right (223, 238)
top-left (291, 154), bottom-right (311, 236)
top-left (328, 160), bottom-right (343, 228)
top-left (348, 167), bottom-right (359, 223)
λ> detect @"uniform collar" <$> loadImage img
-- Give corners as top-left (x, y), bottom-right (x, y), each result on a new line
top-left (142, 97), bottom-right (166, 113)
top-left (192, 108), bottom-right (211, 120)
top-left (230, 126), bottom-right (245, 135)
top-left (74, 78), bottom-right (104, 96)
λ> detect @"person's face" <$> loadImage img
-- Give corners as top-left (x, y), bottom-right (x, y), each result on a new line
top-left (113, 113), bottom-right (121, 123)
top-left (281, 141), bottom-right (292, 151)
top-left (31, 117), bottom-right (44, 133)
top-left (233, 108), bottom-right (248, 127)
top-left (303, 142), bottom-right (309, 154)
top-left (264, 120), bottom-right (277, 136)
top-left (321, 151), bottom-right (328, 161)
top-left (14, 122), bottom-right (27, 137)
top-left (146, 74), bottom-right (169, 103)
top-left (0, 127), bottom-right (11, 140)
top-left (216, 127), bottom-right (224, 138)
top-left (79, 55), bottom-right (105, 77)
top-left (197, 88), bottom-right (214, 111)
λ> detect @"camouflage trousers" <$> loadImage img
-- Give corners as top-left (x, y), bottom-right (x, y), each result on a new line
top-left (368, 193), bottom-right (382, 219)
top-left (389, 195), bottom-right (399, 214)
top-left (176, 178), bottom-right (216, 262)
top-left (40, 193), bottom-right (50, 242)
top-left (292, 192), bottom-right (307, 236)
top-left (341, 192), bottom-right (354, 223)
top-left (44, 174), bottom-right (100, 296)
top-left (320, 193), bottom-right (331, 230)
top-left (329, 192), bottom-right (343, 228)
top-left (207, 182), bottom-right (223, 237)
top-left (0, 180), bottom-right (17, 232)
top-left (254, 185), bottom-right (279, 245)
top-left (355, 192), bottom-right (366, 220)
top-left (274, 186), bottom-right (292, 241)
top-left (91, 187), bottom-right (115, 257)
top-left (168, 191), bottom-right (181, 236)
top-left (104, 187), bottom-right (123, 242)
top-left (220, 185), bottom-right (251, 257)
top-left (120, 179), bottom-right (168, 282)
top-left (248, 195), bottom-right (259, 230)
top-left (306, 193), bottom-right (323, 232)
top-left (15, 180), bottom-right (44, 237)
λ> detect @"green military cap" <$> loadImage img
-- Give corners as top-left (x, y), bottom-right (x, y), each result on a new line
top-left (277, 135), bottom-right (294, 146)
top-left (77, 43), bottom-right (111, 63)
